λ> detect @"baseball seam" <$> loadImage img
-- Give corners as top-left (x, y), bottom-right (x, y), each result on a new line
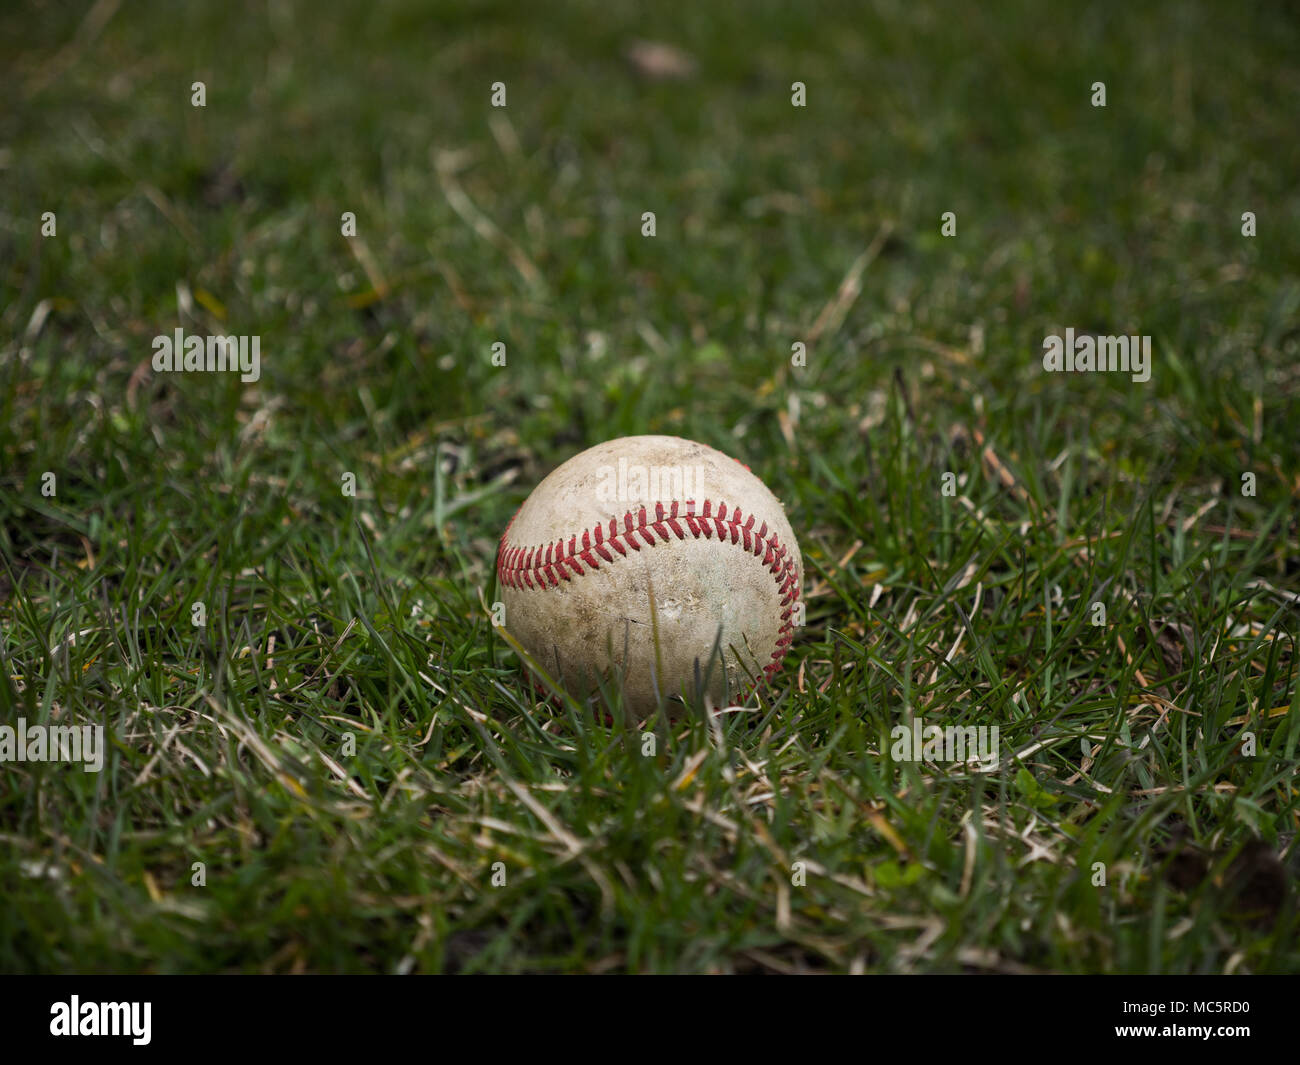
top-left (496, 499), bottom-right (799, 683)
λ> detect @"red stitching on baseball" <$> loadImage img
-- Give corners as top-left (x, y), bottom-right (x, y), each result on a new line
top-left (497, 500), bottom-right (800, 687)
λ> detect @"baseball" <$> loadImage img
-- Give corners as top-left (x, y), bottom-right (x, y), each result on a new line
top-left (497, 435), bottom-right (802, 717)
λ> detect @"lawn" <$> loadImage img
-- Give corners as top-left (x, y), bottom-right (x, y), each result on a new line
top-left (1, 0), bottom-right (1297, 973)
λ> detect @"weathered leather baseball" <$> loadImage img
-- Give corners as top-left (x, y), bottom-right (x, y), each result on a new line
top-left (497, 435), bottom-right (801, 717)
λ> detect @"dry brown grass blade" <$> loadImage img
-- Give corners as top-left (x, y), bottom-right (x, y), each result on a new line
top-left (433, 149), bottom-right (546, 295)
top-left (807, 222), bottom-right (894, 344)
top-left (25, 0), bottom-right (121, 98)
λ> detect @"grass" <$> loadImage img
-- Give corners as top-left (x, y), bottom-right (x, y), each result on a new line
top-left (1, 0), bottom-right (1298, 973)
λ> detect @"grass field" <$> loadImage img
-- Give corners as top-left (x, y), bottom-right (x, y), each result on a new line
top-left (2, 0), bottom-right (1298, 973)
